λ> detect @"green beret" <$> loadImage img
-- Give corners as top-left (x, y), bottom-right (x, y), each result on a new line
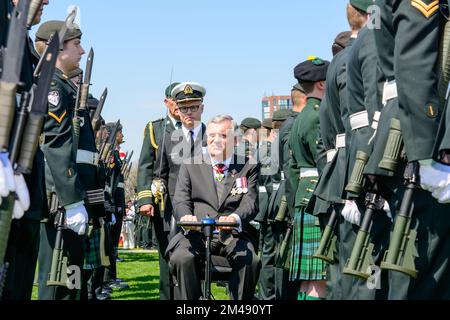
top-left (240, 117), bottom-right (261, 130)
top-left (165, 82), bottom-right (180, 98)
top-left (35, 20), bottom-right (82, 43)
top-left (262, 118), bottom-right (273, 129)
top-left (350, 0), bottom-right (373, 12)
top-left (294, 57), bottom-right (330, 83)
top-left (171, 82), bottom-right (206, 103)
top-left (272, 109), bottom-right (291, 121)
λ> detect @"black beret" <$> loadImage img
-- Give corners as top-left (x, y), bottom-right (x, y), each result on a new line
top-left (35, 20), bottom-right (82, 43)
top-left (294, 57), bottom-right (330, 83)
top-left (240, 118), bottom-right (261, 130)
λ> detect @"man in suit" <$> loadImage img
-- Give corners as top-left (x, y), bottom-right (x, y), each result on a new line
top-left (168, 114), bottom-right (261, 300)
top-left (136, 82), bottom-right (181, 300)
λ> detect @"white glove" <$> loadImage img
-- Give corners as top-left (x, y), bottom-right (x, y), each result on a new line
top-left (0, 152), bottom-right (15, 195)
top-left (383, 200), bottom-right (393, 222)
top-left (341, 200), bottom-right (361, 226)
top-left (431, 185), bottom-right (450, 204)
top-left (12, 174), bottom-right (30, 220)
top-left (65, 203), bottom-right (89, 235)
top-left (111, 213), bottom-right (116, 225)
top-left (419, 160), bottom-right (450, 192)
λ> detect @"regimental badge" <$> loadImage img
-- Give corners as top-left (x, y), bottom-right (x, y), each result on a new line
top-left (48, 91), bottom-right (60, 106)
top-left (184, 85), bottom-right (194, 95)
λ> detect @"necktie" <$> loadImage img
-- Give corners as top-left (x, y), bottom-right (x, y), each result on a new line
top-left (189, 130), bottom-right (195, 156)
top-left (214, 164), bottom-right (228, 203)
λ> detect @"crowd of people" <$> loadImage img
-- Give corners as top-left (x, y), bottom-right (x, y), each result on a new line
top-left (1, 0), bottom-right (450, 302)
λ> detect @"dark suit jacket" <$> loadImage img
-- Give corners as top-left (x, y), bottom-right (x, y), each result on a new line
top-left (173, 154), bottom-right (260, 228)
top-left (153, 123), bottom-right (207, 230)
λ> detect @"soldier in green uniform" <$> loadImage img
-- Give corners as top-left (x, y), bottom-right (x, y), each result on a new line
top-left (35, 20), bottom-right (104, 300)
top-left (136, 83), bottom-right (181, 300)
top-left (287, 57), bottom-right (329, 300)
top-left (256, 112), bottom-right (289, 300)
top-left (103, 123), bottom-right (130, 291)
top-left (2, 0), bottom-right (50, 300)
top-left (238, 118), bottom-right (261, 159)
top-left (312, 30), bottom-right (352, 301)
top-left (364, 0), bottom-right (450, 300)
top-left (268, 84), bottom-right (307, 300)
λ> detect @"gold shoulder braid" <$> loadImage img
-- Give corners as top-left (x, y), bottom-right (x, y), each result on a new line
top-left (148, 122), bottom-right (159, 150)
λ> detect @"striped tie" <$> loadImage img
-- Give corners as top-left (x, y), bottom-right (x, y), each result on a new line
top-left (214, 164), bottom-right (227, 203)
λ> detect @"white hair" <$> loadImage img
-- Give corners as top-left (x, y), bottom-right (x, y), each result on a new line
top-left (207, 114), bottom-right (237, 131)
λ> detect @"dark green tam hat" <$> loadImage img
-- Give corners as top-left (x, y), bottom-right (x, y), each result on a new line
top-left (294, 57), bottom-right (330, 83)
top-left (35, 20), bottom-right (82, 43)
top-left (272, 109), bottom-right (291, 121)
top-left (262, 118), bottom-right (273, 129)
top-left (241, 117), bottom-right (261, 130)
top-left (165, 82), bottom-right (181, 98)
top-left (350, 0), bottom-right (373, 12)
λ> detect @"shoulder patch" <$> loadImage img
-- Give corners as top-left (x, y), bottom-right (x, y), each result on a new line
top-left (48, 91), bottom-right (60, 106)
top-left (411, 0), bottom-right (439, 18)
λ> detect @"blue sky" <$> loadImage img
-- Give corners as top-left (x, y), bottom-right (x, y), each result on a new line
top-left (33, 0), bottom-right (350, 160)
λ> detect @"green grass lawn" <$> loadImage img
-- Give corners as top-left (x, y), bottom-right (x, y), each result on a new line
top-left (33, 250), bottom-right (229, 300)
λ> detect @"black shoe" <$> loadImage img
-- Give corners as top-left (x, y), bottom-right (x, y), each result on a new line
top-left (96, 292), bottom-right (111, 301)
top-left (115, 278), bottom-right (125, 283)
top-left (116, 257), bottom-right (124, 262)
top-left (108, 282), bottom-right (130, 291)
top-left (101, 287), bottom-right (113, 295)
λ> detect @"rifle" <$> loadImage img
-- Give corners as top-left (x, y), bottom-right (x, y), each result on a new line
top-left (121, 150), bottom-right (134, 176)
top-left (275, 217), bottom-right (293, 269)
top-left (46, 193), bottom-right (68, 287)
top-left (380, 161), bottom-right (419, 279)
top-left (342, 118), bottom-right (405, 279)
top-left (313, 208), bottom-right (338, 264)
top-left (91, 87), bottom-right (107, 133)
top-left (100, 120), bottom-right (120, 162)
top-left (72, 48), bottom-right (94, 157)
top-left (0, 0), bottom-right (31, 297)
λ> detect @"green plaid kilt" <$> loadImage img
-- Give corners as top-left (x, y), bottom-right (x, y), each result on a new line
top-left (289, 207), bottom-right (326, 281)
top-left (83, 228), bottom-right (102, 270)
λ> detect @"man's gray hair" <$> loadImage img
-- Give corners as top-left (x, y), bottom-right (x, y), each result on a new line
top-left (207, 114), bottom-right (237, 131)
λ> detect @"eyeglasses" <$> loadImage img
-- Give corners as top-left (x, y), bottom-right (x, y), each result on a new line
top-left (178, 105), bottom-right (201, 114)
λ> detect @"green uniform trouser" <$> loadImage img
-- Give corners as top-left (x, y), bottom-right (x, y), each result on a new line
top-left (3, 219), bottom-right (40, 300)
top-left (152, 215), bottom-right (171, 300)
top-left (258, 221), bottom-right (278, 300)
top-left (38, 222), bottom-right (85, 300)
top-left (388, 188), bottom-right (450, 300)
